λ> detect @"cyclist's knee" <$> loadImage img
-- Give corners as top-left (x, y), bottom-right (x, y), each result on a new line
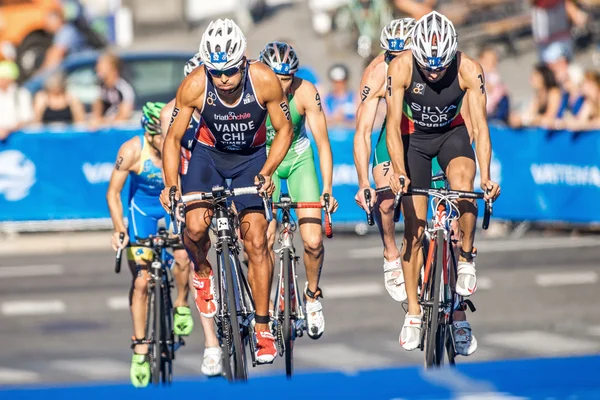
top-left (244, 231), bottom-right (267, 258)
top-left (133, 270), bottom-right (149, 294)
top-left (448, 165), bottom-right (475, 192)
top-left (303, 235), bottom-right (323, 259)
top-left (173, 249), bottom-right (191, 271)
top-left (378, 196), bottom-right (395, 216)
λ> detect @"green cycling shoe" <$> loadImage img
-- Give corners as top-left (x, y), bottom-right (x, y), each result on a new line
top-left (174, 306), bottom-right (194, 336)
top-left (130, 354), bottom-right (150, 388)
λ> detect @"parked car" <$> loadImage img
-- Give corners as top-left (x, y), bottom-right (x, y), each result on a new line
top-left (23, 50), bottom-right (195, 112)
top-left (0, 0), bottom-right (62, 81)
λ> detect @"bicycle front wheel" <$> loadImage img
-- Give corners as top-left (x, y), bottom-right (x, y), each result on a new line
top-left (222, 243), bottom-right (248, 381)
top-left (425, 233), bottom-right (443, 368)
top-left (152, 277), bottom-right (162, 384)
top-left (283, 248), bottom-right (294, 378)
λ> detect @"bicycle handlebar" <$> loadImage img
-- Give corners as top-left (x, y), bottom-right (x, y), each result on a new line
top-left (364, 189), bottom-right (374, 226)
top-left (115, 232), bottom-right (125, 274)
top-left (272, 196), bottom-right (334, 238)
top-left (383, 178), bottom-right (493, 230)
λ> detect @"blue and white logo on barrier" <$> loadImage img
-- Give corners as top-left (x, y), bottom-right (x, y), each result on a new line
top-left (0, 150), bottom-right (36, 201)
top-left (82, 162), bottom-right (114, 184)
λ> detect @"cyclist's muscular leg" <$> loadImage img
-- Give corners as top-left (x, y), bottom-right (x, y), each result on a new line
top-left (266, 218), bottom-right (278, 267)
top-left (446, 156), bottom-right (478, 298)
top-left (183, 203), bottom-right (213, 276)
top-left (128, 260), bottom-right (149, 354)
top-left (172, 249), bottom-right (191, 308)
top-left (373, 162), bottom-right (401, 262)
top-left (184, 202), bottom-right (217, 318)
top-left (401, 195), bottom-right (429, 316)
top-left (239, 210), bottom-right (273, 331)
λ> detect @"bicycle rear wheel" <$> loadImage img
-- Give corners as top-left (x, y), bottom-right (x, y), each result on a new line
top-left (222, 243), bottom-right (247, 381)
top-left (424, 233), bottom-right (443, 368)
top-left (283, 248), bottom-right (294, 378)
top-left (160, 271), bottom-right (174, 384)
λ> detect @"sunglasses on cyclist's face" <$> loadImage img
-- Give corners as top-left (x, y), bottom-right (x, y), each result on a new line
top-left (207, 66), bottom-right (241, 78)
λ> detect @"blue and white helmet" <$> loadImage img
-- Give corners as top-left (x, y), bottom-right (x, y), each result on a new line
top-left (184, 53), bottom-right (202, 77)
top-left (411, 11), bottom-right (458, 70)
top-left (380, 18), bottom-right (416, 52)
top-left (259, 42), bottom-right (299, 75)
top-left (198, 18), bottom-right (247, 70)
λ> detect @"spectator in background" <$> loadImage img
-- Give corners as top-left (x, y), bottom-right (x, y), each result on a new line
top-left (324, 64), bottom-right (356, 127)
top-left (510, 63), bottom-right (562, 129)
top-left (0, 61), bottom-right (33, 140)
top-left (557, 70), bottom-right (600, 131)
top-left (40, 6), bottom-right (90, 72)
top-left (558, 64), bottom-right (585, 119)
top-left (91, 52), bottom-right (135, 127)
top-left (393, 0), bottom-right (468, 24)
top-left (478, 46), bottom-right (510, 125)
top-left (531, 0), bottom-right (588, 64)
top-left (33, 70), bottom-right (85, 124)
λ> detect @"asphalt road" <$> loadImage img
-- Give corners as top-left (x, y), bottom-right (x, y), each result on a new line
top-left (0, 232), bottom-right (599, 386)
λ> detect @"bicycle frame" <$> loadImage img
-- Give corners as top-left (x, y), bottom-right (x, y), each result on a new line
top-left (272, 198), bottom-right (306, 343)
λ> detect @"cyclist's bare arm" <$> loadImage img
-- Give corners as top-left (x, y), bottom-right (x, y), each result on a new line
top-left (385, 52), bottom-right (412, 188)
top-left (163, 68), bottom-right (205, 190)
top-left (459, 55), bottom-right (492, 186)
top-left (298, 80), bottom-right (333, 195)
top-left (106, 138), bottom-right (140, 233)
top-left (252, 63), bottom-right (294, 176)
top-left (354, 56), bottom-right (387, 190)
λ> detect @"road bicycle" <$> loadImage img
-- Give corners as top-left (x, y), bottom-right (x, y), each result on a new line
top-left (365, 173), bottom-right (492, 367)
top-left (271, 193), bottom-right (333, 378)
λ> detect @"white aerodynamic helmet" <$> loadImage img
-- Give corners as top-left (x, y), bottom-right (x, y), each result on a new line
top-left (259, 42), bottom-right (299, 75)
top-left (411, 11), bottom-right (458, 70)
top-left (184, 53), bottom-right (202, 77)
top-left (198, 18), bottom-right (247, 70)
top-left (380, 18), bottom-right (416, 52)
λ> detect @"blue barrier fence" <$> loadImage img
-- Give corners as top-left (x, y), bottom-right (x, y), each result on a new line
top-left (0, 125), bottom-right (599, 225)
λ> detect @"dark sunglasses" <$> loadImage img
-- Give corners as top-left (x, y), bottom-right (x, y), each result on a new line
top-left (207, 66), bottom-right (241, 78)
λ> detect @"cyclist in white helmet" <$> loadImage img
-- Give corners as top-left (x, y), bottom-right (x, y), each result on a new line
top-left (354, 18), bottom-right (416, 304)
top-left (160, 18), bottom-right (294, 365)
top-left (385, 11), bottom-right (500, 355)
top-left (156, 54), bottom-right (223, 377)
top-left (260, 41), bottom-right (338, 340)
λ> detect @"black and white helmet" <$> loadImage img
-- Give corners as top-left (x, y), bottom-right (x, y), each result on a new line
top-left (184, 53), bottom-right (202, 77)
top-left (411, 11), bottom-right (458, 70)
top-left (259, 41), bottom-right (299, 75)
top-left (198, 18), bottom-right (247, 70)
top-left (380, 18), bottom-right (416, 52)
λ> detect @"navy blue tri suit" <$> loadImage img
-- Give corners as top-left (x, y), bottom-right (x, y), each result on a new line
top-left (179, 113), bottom-right (200, 189)
top-left (182, 61), bottom-right (268, 212)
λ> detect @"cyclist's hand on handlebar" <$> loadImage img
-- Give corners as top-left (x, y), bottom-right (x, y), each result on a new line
top-left (255, 174), bottom-right (275, 196)
top-left (111, 231), bottom-right (129, 252)
top-left (160, 186), bottom-right (180, 212)
top-left (321, 193), bottom-right (339, 213)
top-left (481, 179), bottom-right (501, 201)
top-left (355, 187), bottom-right (376, 212)
top-left (389, 172), bottom-right (410, 195)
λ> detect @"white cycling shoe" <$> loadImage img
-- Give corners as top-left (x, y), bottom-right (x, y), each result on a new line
top-left (456, 261), bottom-right (477, 297)
top-left (452, 321), bottom-right (478, 356)
top-left (201, 347), bottom-right (223, 376)
top-left (384, 258), bottom-right (407, 302)
top-left (305, 283), bottom-right (325, 339)
top-left (399, 308), bottom-right (423, 351)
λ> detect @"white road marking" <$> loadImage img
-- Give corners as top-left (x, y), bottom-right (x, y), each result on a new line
top-left (535, 271), bottom-right (598, 287)
top-left (0, 264), bottom-right (63, 278)
top-left (295, 343), bottom-right (394, 371)
top-left (420, 367), bottom-right (527, 399)
top-left (51, 358), bottom-right (130, 379)
top-left (483, 330), bottom-right (600, 355)
top-left (321, 282), bottom-right (383, 299)
top-left (1, 300), bottom-right (65, 316)
top-left (107, 297), bottom-right (130, 310)
top-left (0, 368), bottom-right (40, 384)
top-left (349, 237), bottom-right (600, 259)
top-left (587, 326), bottom-right (600, 337)
top-left (477, 277), bottom-right (493, 290)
